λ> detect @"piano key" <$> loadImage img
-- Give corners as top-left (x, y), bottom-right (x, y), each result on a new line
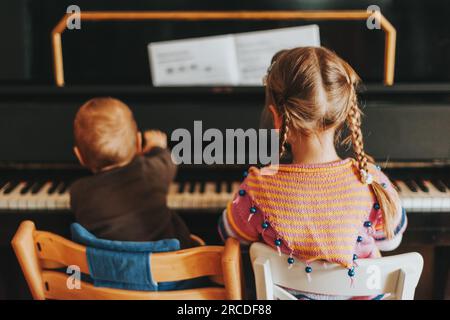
top-left (3, 181), bottom-right (19, 194)
top-left (226, 181), bottom-right (232, 194)
top-left (215, 181), bottom-right (221, 194)
top-left (199, 181), bottom-right (205, 194)
top-left (422, 180), bottom-right (447, 212)
top-left (30, 181), bottom-right (45, 194)
top-left (0, 180), bottom-right (8, 191)
top-left (391, 180), bottom-right (401, 192)
top-left (192, 182), bottom-right (203, 208)
top-left (47, 181), bottom-right (61, 195)
top-left (405, 180), bottom-right (418, 192)
top-left (203, 182), bottom-right (219, 208)
top-left (7, 182), bottom-right (28, 209)
top-left (178, 182), bottom-right (185, 193)
top-left (431, 179), bottom-right (447, 193)
top-left (25, 181), bottom-right (52, 209)
top-left (20, 181), bottom-right (35, 194)
top-left (57, 181), bottom-right (71, 194)
top-left (415, 180), bottom-right (429, 193)
top-left (395, 180), bottom-right (416, 211)
top-left (443, 178), bottom-right (450, 190)
top-left (219, 181), bottom-right (230, 205)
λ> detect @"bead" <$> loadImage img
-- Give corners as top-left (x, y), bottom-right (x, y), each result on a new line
top-left (274, 239), bottom-right (282, 247)
top-left (348, 268), bottom-right (355, 277)
top-left (376, 165), bottom-right (381, 170)
top-left (357, 236), bottom-right (363, 243)
top-left (249, 206), bottom-right (257, 214)
top-left (381, 182), bottom-right (387, 189)
top-left (243, 171), bottom-right (248, 177)
top-left (287, 257), bottom-right (295, 264)
top-left (305, 266), bottom-right (312, 273)
top-left (364, 221), bottom-right (372, 228)
top-left (353, 254), bottom-right (358, 260)
top-left (238, 189), bottom-right (246, 196)
top-left (373, 203), bottom-right (380, 210)
top-left (261, 222), bottom-right (269, 229)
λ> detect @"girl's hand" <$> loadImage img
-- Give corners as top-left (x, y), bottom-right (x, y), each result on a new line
top-left (143, 130), bottom-right (167, 153)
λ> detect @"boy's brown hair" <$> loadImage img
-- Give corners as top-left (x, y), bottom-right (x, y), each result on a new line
top-left (74, 97), bottom-right (138, 172)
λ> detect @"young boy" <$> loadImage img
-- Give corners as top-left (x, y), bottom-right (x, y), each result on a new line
top-left (70, 97), bottom-right (193, 248)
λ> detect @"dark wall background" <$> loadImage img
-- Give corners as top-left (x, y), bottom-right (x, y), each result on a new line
top-left (0, 0), bottom-right (450, 85)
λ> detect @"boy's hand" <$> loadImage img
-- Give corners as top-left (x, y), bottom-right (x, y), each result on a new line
top-left (143, 130), bottom-right (167, 153)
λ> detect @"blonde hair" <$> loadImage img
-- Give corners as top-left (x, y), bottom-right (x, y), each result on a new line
top-left (74, 97), bottom-right (138, 172)
top-left (265, 47), bottom-right (398, 239)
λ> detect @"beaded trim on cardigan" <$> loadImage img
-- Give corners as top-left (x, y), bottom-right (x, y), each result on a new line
top-left (241, 158), bottom-right (381, 282)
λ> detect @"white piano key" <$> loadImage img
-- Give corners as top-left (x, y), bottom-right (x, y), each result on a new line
top-left (203, 182), bottom-right (218, 208)
top-left (191, 182), bottom-right (202, 208)
top-left (219, 181), bottom-right (230, 207)
top-left (423, 180), bottom-right (444, 212)
top-left (7, 182), bottom-right (28, 209)
top-left (395, 180), bottom-right (416, 211)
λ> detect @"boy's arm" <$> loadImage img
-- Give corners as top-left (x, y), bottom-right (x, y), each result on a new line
top-left (142, 130), bottom-right (177, 184)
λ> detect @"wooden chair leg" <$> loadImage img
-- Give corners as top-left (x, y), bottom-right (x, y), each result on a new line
top-left (222, 238), bottom-right (244, 300)
top-left (253, 257), bottom-right (273, 300)
top-left (11, 221), bottom-right (46, 300)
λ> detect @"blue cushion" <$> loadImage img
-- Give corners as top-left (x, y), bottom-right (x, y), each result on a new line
top-left (70, 223), bottom-right (180, 252)
top-left (70, 223), bottom-right (183, 291)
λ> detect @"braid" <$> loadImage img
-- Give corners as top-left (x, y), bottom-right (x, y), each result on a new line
top-left (279, 107), bottom-right (291, 158)
top-left (347, 85), bottom-right (368, 174)
top-left (347, 83), bottom-right (397, 239)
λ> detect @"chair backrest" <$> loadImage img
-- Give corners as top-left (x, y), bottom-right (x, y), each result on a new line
top-left (250, 242), bottom-right (423, 300)
top-left (11, 220), bottom-right (243, 300)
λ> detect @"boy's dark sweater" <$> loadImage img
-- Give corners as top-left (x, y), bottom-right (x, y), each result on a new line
top-left (70, 148), bottom-right (194, 249)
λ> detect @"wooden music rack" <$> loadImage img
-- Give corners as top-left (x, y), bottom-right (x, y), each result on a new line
top-left (51, 10), bottom-right (396, 87)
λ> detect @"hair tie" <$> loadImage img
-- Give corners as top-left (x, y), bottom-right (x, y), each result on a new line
top-left (360, 169), bottom-right (373, 185)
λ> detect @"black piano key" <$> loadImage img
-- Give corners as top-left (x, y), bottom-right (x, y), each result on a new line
top-left (432, 180), bottom-right (447, 193)
top-left (0, 180), bottom-right (7, 190)
top-left (47, 181), bottom-right (60, 195)
top-left (215, 181), bottom-right (221, 193)
top-left (415, 180), bottom-right (429, 193)
top-left (3, 181), bottom-right (19, 194)
top-left (20, 181), bottom-right (35, 194)
top-left (443, 179), bottom-right (450, 190)
top-left (392, 180), bottom-right (401, 192)
top-left (57, 182), bottom-right (70, 194)
top-left (226, 181), bottom-right (232, 193)
top-left (189, 182), bottom-right (195, 193)
top-left (199, 181), bottom-right (205, 194)
top-left (178, 182), bottom-right (185, 193)
top-left (31, 181), bottom-right (45, 194)
top-left (405, 180), bottom-right (418, 192)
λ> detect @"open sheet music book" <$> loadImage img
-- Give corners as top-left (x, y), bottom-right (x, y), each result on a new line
top-left (148, 25), bottom-right (320, 86)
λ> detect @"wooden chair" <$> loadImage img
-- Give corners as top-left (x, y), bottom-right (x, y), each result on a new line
top-left (11, 220), bottom-right (243, 300)
top-left (250, 242), bottom-right (423, 300)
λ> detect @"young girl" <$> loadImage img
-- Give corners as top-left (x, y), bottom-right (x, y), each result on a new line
top-left (218, 47), bottom-right (407, 299)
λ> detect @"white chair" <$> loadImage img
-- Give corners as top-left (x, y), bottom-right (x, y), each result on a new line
top-left (249, 242), bottom-right (423, 300)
